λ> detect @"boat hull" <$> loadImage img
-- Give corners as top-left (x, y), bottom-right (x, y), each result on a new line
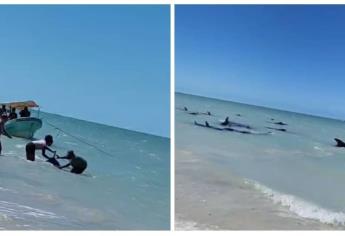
top-left (4, 117), bottom-right (42, 139)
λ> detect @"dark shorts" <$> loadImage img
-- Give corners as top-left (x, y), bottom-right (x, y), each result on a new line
top-left (25, 142), bottom-right (36, 161)
top-left (71, 167), bottom-right (85, 174)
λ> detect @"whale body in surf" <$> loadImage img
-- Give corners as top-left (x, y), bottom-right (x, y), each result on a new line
top-left (266, 127), bottom-right (287, 132)
top-left (179, 106), bottom-right (212, 116)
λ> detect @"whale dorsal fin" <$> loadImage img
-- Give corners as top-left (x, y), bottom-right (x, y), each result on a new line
top-left (334, 138), bottom-right (345, 147)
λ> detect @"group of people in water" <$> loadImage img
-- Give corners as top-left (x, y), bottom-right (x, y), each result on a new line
top-left (26, 135), bottom-right (88, 174)
top-left (0, 104), bottom-right (87, 174)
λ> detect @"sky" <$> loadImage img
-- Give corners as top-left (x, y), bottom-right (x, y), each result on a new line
top-left (0, 5), bottom-right (170, 137)
top-left (176, 5), bottom-right (345, 120)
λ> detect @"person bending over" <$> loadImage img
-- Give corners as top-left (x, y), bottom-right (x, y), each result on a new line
top-left (25, 135), bottom-right (55, 161)
top-left (57, 150), bottom-right (88, 174)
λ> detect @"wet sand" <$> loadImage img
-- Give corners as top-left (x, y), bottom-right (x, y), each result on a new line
top-left (175, 149), bottom-right (343, 230)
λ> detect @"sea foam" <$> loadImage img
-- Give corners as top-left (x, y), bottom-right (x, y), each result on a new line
top-left (247, 179), bottom-right (345, 226)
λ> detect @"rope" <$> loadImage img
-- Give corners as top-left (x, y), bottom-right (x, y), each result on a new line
top-left (43, 119), bottom-right (116, 159)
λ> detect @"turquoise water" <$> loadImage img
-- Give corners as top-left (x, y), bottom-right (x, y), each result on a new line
top-left (176, 92), bottom-right (345, 226)
top-left (0, 111), bottom-right (170, 230)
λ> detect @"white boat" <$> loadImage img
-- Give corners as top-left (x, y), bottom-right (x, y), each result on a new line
top-left (2, 101), bottom-right (42, 139)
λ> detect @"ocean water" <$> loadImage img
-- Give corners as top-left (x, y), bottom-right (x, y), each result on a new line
top-left (176, 92), bottom-right (345, 227)
top-left (0, 111), bottom-right (170, 230)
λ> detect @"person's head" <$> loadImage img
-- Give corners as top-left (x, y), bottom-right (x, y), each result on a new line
top-left (11, 108), bottom-right (15, 113)
top-left (45, 135), bottom-right (53, 146)
top-left (66, 150), bottom-right (76, 160)
top-left (24, 106), bottom-right (28, 111)
top-left (1, 105), bottom-right (5, 110)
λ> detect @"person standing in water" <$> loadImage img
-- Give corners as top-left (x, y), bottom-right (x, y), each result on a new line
top-left (25, 135), bottom-right (55, 161)
top-left (57, 150), bottom-right (88, 174)
top-left (0, 105), bottom-right (7, 115)
top-left (0, 114), bottom-right (12, 155)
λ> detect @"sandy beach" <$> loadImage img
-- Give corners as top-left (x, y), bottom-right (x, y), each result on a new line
top-left (175, 148), bottom-right (344, 230)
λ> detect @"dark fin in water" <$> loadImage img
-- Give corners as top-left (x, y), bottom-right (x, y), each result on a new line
top-left (194, 120), bottom-right (223, 131)
top-left (334, 138), bottom-right (345, 147)
top-left (274, 122), bottom-right (288, 126)
top-left (220, 117), bottom-right (229, 126)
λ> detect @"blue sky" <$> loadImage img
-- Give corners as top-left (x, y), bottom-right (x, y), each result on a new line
top-left (176, 5), bottom-right (345, 120)
top-left (0, 5), bottom-right (170, 137)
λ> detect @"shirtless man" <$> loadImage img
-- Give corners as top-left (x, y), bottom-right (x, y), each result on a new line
top-left (25, 135), bottom-right (55, 161)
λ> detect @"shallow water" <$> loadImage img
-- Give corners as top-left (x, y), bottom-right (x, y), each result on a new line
top-left (176, 92), bottom-right (345, 227)
top-left (0, 111), bottom-right (170, 230)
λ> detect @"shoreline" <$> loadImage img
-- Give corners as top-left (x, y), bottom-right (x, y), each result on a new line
top-left (175, 149), bottom-right (344, 230)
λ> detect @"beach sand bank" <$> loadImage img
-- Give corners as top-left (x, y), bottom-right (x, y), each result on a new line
top-left (175, 149), bottom-right (343, 230)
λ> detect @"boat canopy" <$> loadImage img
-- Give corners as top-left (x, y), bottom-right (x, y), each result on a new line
top-left (0, 100), bottom-right (39, 109)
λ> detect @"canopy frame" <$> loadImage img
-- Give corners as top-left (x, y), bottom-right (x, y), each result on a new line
top-left (0, 100), bottom-right (39, 110)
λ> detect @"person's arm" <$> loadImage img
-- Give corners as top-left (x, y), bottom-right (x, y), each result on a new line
top-left (2, 129), bottom-right (12, 139)
top-left (59, 162), bottom-right (71, 169)
top-left (42, 147), bottom-right (55, 159)
top-left (0, 124), bottom-right (11, 139)
top-left (56, 155), bottom-right (70, 160)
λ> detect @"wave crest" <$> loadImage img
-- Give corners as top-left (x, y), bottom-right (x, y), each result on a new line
top-left (246, 179), bottom-right (345, 226)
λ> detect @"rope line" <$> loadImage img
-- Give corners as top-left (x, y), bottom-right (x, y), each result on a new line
top-left (43, 119), bottom-right (116, 159)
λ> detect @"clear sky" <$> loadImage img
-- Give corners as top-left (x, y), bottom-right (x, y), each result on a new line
top-left (176, 5), bottom-right (345, 120)
top-left (0, 5), bottom-right (170, 137)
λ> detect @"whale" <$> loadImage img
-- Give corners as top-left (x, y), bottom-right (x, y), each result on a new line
top-left (179, 106), bottom-right (212, 116)
top-left (274, 121), bottom-right (288, 125)
top-left (220, 117), bottom-right (251, 129)
top-left (266, 127), bottom-right (287, 132)
top-left (195, 121), bottom-right (270, 135)
top-left (194, 121), bottom-right (223, 131)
